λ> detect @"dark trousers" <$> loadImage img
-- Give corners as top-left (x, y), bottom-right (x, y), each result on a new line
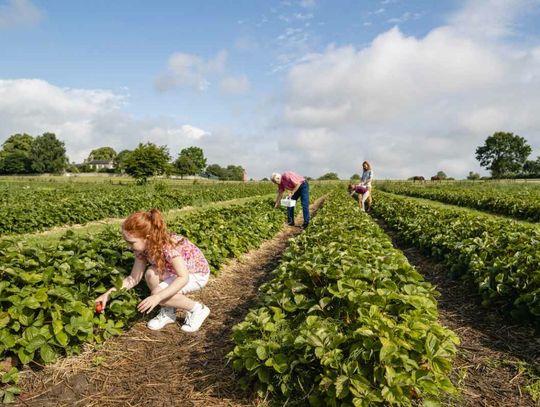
top-left (288, 181), bottom-right (310, 226)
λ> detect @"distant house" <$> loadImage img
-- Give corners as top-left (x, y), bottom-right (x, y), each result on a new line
top-left (85, 159), bottom-right (115, 170)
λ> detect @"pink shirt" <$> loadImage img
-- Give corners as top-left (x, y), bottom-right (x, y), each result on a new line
top-left (135, 234), bottom-right (210, 280)
top-left (278, 171), bottom-right (305, 193)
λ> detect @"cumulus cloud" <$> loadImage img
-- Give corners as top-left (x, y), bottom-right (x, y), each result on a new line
top-left (154, 50), bottom-right (228, 92)
top-left (279, 2), bottom-right (540, 179)
top-left (0, 0), bottom-right (43, 29)
top-left (0, 79), bottom-right (210, 162)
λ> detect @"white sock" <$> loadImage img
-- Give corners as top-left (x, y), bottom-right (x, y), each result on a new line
top-left (190, 302), bottom-right (203, 312)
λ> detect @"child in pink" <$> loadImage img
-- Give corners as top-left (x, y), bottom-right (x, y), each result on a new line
top-left (95, 209), bottom-right (210, 333)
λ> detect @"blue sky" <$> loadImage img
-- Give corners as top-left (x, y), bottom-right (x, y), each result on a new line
top-left (1, 0), bottom-right (540, 179)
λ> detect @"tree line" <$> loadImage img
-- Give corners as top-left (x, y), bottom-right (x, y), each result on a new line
top-left (0, 133), bottom-right (246, 183)
top-left (1, 130), bottom-right (538, 181)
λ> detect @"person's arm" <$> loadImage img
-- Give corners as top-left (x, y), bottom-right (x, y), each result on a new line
top-left (288, 181), bottom-right (301, 197)
top-left (274, 190), bottom-right (284, 208)
top-left (137, 256), bottom-right (189, 314)
top-left (95, 256), bottom-right (146, 310)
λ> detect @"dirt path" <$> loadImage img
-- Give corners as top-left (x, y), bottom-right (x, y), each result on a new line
top-left (376, 219), bottom-right (540, 407)
top-left (16, 198), bottom-right (325, 407)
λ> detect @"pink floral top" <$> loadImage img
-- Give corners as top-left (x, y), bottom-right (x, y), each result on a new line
top-left (135, 234), bottom-right (210, 280)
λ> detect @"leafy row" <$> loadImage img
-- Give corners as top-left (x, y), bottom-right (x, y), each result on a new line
top-left (373, 190), bottom-right (540, 325)
top-left (0, 189), bottom-right (325, 403)
top-left (376, 181), bottom-right (540, 222)
top-left (229, 191), bottom-right (458, 406)
top-left (0, 182), bottom-right (275, 236)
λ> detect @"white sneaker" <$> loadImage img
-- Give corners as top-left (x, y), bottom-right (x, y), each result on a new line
top-left (147, 307), bottom-right (176, 330)
top-left (181, 305), bottom-right (210, 333)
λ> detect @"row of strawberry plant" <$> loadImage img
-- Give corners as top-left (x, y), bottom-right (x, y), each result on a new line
top-left (228, 190), bottom-right (459, 406)
top-left (372, 190), bottom-right (540, 325)
top-left (376, 181), bottom-right (540, 222)
top-left (0, 182), bottom-right (276, 236)
top-left (0, 190), bottom-right (322, 403)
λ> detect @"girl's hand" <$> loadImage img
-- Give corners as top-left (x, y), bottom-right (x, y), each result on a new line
top-left (95, 293), bottom-right (110, 311)
top-left (137, 295), bottom-right (161, 314)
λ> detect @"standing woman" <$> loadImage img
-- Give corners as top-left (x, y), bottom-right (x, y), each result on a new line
top-left (360, 161), bottom-right (373, 211)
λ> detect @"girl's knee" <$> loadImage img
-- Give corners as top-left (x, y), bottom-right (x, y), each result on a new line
top-left (145, 268), bottom-right (160, 287)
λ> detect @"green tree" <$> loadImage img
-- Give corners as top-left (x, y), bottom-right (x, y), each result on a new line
top-left (123, 143), bottom-right (171, 184)
top-left (318, 172), bottom-right (340, 180)
top-left (475, 132), bottom-right (532, 178)
top-left (30, 133), bottom-right (68, 174)
top-left (223, 165), bottom-right (245, 181)
top-left (523, 157), bottom-right (540, 176)
top-left (350, 173), bottom-right (361, 181)
top-left (114, 149), bottom-right (132, 173)
top-left (88, 147), bottom-right (117, 161)
top-left (467, 171), bottom-right (481, 180)
top-left (0, 133), bottom-right (35, 174)
top-left (174, 147), bottom-right (206, 177)
top-left (205, 163), bottom-right (224, 179)
top-left (436, 171), bottom-right (447, 180)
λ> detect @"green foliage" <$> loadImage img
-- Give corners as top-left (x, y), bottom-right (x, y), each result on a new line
top-left (113, 149), bottom-right (132, 174)
top-left (0, 186), bottom-right (331, 399)
top-left (0, 182), bottom-right (278, 236)
top-left (88, 147), bottom-right (117, 161)
top-left (29, 133), bottom-right (68, 174)
top-left (205, 163), bottom-right (246, 181)
top-left (123, 143), bottom-right (171, 184)
top-left (174, 146), bottom-right (207, 177)
top-left (318, 172), bottom-right (340, 181)
top-left (229, 191), bottom-right (458, 405)
top-left (376, 181), bottom-right (540, 222)
top-left (0, 134), bottom-right (34, 175)
top-left (373, 190), bottom-right (540, 325)
top-left (466, 171), bottom-right (480, 180)
top-left (475, 132), bottom-right (532, 178)
top-left (350, 173), bottom-right (361, 181)
top-left (435, 171), bottom-right (447, 180)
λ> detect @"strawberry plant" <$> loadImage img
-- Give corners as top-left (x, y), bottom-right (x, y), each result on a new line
top-left (229, 191), bottom-right (458, 406)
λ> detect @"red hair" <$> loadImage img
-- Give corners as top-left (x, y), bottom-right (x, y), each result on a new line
top-left (122, 209), bottom-right (171, 274)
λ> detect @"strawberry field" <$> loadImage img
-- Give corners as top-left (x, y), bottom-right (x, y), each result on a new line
top-left (0, 180), bottom-right (539, 405)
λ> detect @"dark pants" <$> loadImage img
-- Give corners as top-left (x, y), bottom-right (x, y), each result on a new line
top-left (288, 181), bottom-right (310, 226)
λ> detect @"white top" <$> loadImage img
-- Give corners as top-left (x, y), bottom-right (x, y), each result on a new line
top-left (361, 169), bottom-right (373, 187)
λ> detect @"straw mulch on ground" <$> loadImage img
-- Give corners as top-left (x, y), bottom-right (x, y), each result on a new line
top-left (16, 199), bottom-right (325, 407)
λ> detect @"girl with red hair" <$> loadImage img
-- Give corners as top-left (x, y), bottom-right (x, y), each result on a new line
top-left (95, 209), bottom-right (210, 333)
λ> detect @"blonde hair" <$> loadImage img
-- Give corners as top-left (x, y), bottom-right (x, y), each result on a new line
top-left (271, 172), bottom-right (281, 182)
top-left (122, 209), bottom-right (172, 274)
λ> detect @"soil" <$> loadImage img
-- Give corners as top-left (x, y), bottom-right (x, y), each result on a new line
top-left (375, 217), bottom-right (540, 407)
top-left (15, 199), bottom-right (325, 407)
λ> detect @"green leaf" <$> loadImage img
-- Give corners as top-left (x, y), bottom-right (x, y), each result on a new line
top-left (40, 343), bottom-right (57, 364)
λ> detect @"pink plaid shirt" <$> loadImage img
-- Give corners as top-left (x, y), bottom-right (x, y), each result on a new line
top-left (278, 171), bottom-right (305, 193)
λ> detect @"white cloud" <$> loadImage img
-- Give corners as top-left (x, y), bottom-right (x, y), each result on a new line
top-left (448, 0), bottom-right (536, 39)
top-left (154, 50), bottom-right (228, 92)
top-left (220, 75), bottom-right (250, 95)
top-left (387, 11), bottom-right (422, 24)
top-left (0, 0), bottom-right (43, 29)
top-left (0, 79), bottom-right (210, 163)
top-left (279, 4), bottom-right (540, 179)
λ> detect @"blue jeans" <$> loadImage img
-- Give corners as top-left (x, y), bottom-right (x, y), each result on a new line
top-left (288, 181), bottom-right (310, 226)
